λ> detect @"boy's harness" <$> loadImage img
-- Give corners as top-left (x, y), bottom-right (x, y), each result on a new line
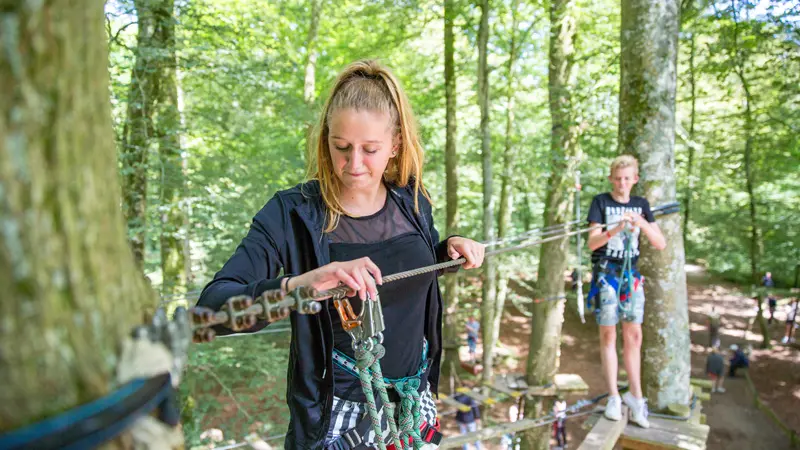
top-left (587, 230), bottom-right (643, 321)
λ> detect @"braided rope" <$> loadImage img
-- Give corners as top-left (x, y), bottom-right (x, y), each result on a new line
top-left (360, 339), bottom-right (403, 449)
top-left (393, 379), bottom-right (423, 449)
top-left (353, 339), bottom-right (387, 450)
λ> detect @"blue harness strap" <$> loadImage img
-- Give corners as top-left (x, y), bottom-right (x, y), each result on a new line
top-left (332, 340), bottom-right (429, 387)
top-left (0, 373), bottom-right (174, 450)
top-left (587, 261), bottom-right (642, 315)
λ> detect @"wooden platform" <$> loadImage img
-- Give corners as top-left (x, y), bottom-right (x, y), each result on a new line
top-left (619, 416), bottom-right (710, 450)
top-left (580, 403), bottom-right (710, 450)
top-left (578, 406), bottom-right (629, 450)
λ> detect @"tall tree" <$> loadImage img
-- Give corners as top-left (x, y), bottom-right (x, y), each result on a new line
top-left (121, 0), bottom-right (175, 266)
top-left (0, 1), bottom-right (155, 443)
top-left (303, 0), bottom-right (324, 150)
top-left (440, 0), bottom-right (462, 394)
top-left (726, 0), bottom-right (769, 346)
top-left (521, 0), bottom-right (580, 447)
top-left (680, 0), bottom-right (701, 250)
top-left (728, 1), bottom-right (760, 286)
top-left (619, 0), bottom-right (691, 410)
top-left (492, 0), bottom-right (532, 380)
top-left (477, 0), bottom-right (498, 382)
top-left (157, 0), bottom-right (188, 295)
top-left (681, 32), bottom-right (698, 249)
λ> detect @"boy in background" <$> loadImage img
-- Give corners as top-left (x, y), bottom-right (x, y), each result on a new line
top-left (705, 346), bottom-right (727, 393)
top-left (586, 155), bottom-right (666, 429)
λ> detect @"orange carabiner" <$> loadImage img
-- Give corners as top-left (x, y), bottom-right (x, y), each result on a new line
top-left (333, 298), bottom-right (362, 332)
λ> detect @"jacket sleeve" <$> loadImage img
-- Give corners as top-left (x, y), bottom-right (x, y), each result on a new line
top-left (197, 194), bottom-right (290, 331)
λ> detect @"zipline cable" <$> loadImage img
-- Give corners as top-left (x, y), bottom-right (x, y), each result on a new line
top-left (188, 202), bottom-right (680, 340)
top-left (159, 202), bottom-right (678, 308)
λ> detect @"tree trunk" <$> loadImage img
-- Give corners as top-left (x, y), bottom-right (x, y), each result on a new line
top-left (619, 0), bottom-right (691, 411)
top-left (738, 78), bottom-right (769, 347)
top-left (492, 0), bottom-right (521, 384)
top-left (0, 2), bottom-right (154, 442)
top-left (521, 0), bottom-right (579, 447)
top-left (728, 0), bottom-right (767, 346)
top-left (157, 1), bottom-right (187, 296)
top-left (122, 0), bottom-right (173, 267)
top-left (304, 0), bottom-right (323, 107)
top-left (303, 0), bottom-right (324, 155)
top-left (682, 32), bottom-right (697, 250)
top-left (440, 0), bottom-right (462, 395)
top-left (477, 0), bottom-right (498, 383)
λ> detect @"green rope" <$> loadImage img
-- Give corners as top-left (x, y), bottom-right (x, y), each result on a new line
top-left (393, 379), bottom-right (424, 449)
top-left (358, 338), bottom-right (403, 449)
top-left (354, 337), bottom-right (402, 449)
top-left (617, 230), bottom-right (636, 320)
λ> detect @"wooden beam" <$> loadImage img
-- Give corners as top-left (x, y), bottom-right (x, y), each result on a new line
top-left (577, 406), bottom-right (629, 450)
top-left (437, 393), bottom-right (472, 412)
top-left (455, 387), bottom-right (498, 406)
top-left (554, 373), bottom-right (590, 392)
top-left (689, 378), bottom-right (713, 390)
top-left (691, 385), bottom-right (710, 402)
top-left (483, 379), bottom-right (523, 398)
top-left (439, 415), bottom-right (556, 449)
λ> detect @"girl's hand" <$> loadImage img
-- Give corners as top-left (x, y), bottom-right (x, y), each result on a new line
top-left (447, 237), bottom-right (486, 269)
top-left (287, 257), bottom-right (382, 301)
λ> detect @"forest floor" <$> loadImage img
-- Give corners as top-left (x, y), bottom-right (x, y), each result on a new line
top-left (443, 264), bottom-right (799, 449)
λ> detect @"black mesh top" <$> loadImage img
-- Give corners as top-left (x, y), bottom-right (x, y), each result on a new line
top-left (327, 192), bottom-right (416, 244)
top-left (326, 192), bottom-right (435, 401)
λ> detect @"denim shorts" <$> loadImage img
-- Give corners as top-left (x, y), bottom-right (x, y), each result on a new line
top-left (594, 273), bottom-right (646, 326)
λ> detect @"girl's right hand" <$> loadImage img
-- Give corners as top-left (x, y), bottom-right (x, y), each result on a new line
top-left (286, 257), bottom-right (383, 301)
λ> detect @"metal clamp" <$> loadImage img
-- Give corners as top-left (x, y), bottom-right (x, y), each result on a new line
top-left (335, 293), bottom-right (385, 351)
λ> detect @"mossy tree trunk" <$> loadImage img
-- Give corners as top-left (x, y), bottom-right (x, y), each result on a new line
top-left (682, 32), bottom-right (697, 251)
top-left (477, 0), bottom-right (498, 383)
top-left (521, 0), bottom-right (580, 447)
top-left (121, 0), bottom-right (174, 267)
top-left (440, 0), bottom-right (462, 395)
top-left (619, 0), bottom-right (691, 411)
top-left (157, 1), bottom-right (188, 296)
top-left (0, 2), bottom-right (155, 444)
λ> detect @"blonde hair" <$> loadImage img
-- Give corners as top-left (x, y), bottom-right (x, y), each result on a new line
top-left (310, 60), bottom-right (429, 232)
top-left (610, 155), bottom-right (639, 176)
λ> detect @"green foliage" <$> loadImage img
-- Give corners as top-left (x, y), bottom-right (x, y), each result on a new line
top-left (105, 0), bottom-right (800, 441)
top-left (179, 331), bottom-right (291, 446)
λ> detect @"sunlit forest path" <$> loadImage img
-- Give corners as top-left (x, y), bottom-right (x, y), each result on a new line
top-left (445, 265), bottom-right (799, 449)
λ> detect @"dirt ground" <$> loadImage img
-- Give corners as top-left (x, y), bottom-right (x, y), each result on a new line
top-left (441, 265), bottom-right (798, 449)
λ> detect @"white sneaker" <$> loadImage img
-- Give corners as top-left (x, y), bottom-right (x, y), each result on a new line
top-left (716, 387), bottom-right (726, 393)
top-left (782, 336), bottom-right (789, 344)
top-left (604, 395), bottom-right (622, 421)
top-left (623, 392), bottom-right (650, 428)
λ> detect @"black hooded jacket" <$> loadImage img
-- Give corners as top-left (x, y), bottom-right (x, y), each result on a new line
top-left (197, 180), bottom-right (453, 449)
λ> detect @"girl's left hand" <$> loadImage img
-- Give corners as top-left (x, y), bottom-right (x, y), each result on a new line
top-left (447, 237), bottom-right (486, 269)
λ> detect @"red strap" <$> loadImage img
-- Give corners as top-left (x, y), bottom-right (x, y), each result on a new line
top-left (385, 418), bottom-right (442, 450)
